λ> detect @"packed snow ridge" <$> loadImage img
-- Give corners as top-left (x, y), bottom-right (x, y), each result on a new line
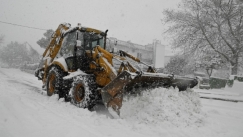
top-left (120, 87), bottom-right (205, 127)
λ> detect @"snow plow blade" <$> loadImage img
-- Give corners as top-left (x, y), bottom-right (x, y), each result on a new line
top-left (101, 71), bottom-right (198, 116)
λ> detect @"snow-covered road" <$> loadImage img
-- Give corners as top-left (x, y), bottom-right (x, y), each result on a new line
top-left (0, 68), bottom-right (243, 137)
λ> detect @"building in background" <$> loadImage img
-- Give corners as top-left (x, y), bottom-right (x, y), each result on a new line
top-left (107, 37), bottom-right (174, 69)
top-left (108, 37), bottom-right (153, 64)
top-left (153, 40), bottom-right (164, 68)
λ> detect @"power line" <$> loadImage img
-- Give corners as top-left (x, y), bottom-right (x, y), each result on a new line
top-left (0, 20), bottom-right (48, 31)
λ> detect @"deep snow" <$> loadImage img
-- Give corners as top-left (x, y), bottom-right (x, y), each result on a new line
top-left (0, 68), bottom-right (243, 137)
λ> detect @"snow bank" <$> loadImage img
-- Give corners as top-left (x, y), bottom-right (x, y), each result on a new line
top-left (225, 80), bottom-right (243, 94)
top-left (120, 87), bottom-right (205, 127)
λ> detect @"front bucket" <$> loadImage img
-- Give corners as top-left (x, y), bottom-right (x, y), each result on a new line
top-left (101, 71), bottom-right (198, 116)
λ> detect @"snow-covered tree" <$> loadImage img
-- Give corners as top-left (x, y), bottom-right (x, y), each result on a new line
top-left (0, 42), bottom-right (31, 67)
top-left (165, 54), bottom-right (195, 75)
top-left (195, 50), bottom-right (225, 77)
top-left (163, 0), bottom-right (243, 75)
top-left (37, 29), bottom-right (54, 48)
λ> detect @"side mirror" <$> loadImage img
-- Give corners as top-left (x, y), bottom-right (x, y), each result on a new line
top-left (76, 40), bottom-right (82, 47)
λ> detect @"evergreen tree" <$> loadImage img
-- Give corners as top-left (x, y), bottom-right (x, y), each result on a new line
top-left (37, 29), bottom-right (54, 48)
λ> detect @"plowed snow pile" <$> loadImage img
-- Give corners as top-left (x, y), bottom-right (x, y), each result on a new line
top-left (120, 87), bottom-right (205, 127)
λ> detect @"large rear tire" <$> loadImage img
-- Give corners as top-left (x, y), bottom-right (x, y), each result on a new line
top-left (46, 67), bottom-right (64, 96)
top-left (70, 75), bottom-right (97, 109)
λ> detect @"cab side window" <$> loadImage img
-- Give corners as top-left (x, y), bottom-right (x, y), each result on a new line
top-left (60, 32), bottom-right (76, 58)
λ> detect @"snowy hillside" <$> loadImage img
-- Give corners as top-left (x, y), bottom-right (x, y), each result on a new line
top-left (0, 68), bottom-right (243, 137)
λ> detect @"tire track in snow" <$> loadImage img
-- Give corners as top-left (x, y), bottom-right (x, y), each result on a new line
top-left (0, 69), bottom-right (111, 137)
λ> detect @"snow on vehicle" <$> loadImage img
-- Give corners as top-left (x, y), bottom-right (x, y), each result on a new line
top-left (35, 23), bottom-right (198, 116)
top-left (194, 72), bottom-right (210, 89)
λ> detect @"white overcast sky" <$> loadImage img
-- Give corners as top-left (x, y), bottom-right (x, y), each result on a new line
top-left (0, 0), bottom-right (180, 54)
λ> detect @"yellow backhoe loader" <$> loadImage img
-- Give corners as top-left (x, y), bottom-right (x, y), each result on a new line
top-left (35, 23), bottom-right (198, 116)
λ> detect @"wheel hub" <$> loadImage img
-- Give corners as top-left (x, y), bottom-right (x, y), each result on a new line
top-left (49, 74), bottom-right (56, 94)
top-left (74, 83), bottom-right (85, 102)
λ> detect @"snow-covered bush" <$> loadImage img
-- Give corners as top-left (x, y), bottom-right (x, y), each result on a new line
top-left (209, 77), bottom-right (227, 89)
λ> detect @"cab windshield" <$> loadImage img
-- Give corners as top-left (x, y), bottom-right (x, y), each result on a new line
top-left (83, 31), bottom-right (104, 49)
top-left (60, 30), bottom-right (105, 58)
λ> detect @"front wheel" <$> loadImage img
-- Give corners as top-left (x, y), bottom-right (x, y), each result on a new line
top-left (46, 67), bottom-right (63, 96)
top-left (70, 75), bottom-right (97, 109)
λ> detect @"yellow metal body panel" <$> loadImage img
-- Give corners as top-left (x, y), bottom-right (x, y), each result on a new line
top-left (87, 46), bottom-right (116, 87)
